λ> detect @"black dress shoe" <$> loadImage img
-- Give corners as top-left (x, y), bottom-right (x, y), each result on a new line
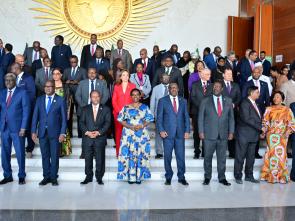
top-left (291, 177), bottom-right (295, 182)
top-left (255, 154), bottom-right (263, 159)
top-left (19, 178), bottom-right (26, 185)
top-left (97, 180), bottom-right (104, 185)
top-left (0, 177), bottom-right (13, 185)
top-left (165, 179), bottom-right (171, 185)
top-left (136, 181), bottom-right (141, 184)
top-left (203, 178), bottom-right (210, 185)
top-left (228, 154), bottom-right (235, 159)
top-left (219, 179), bottom-right (231, 186)
top-left (39, 178), bottom-right (51, 186)
top-left (128, 181), bottom-right (135, 184)
top-left (51, 180), bottom-right (59, 186)
top-left (178, 179), bottom-right (189, 186)
top-left (287, 153), bottom-right (292, 158)
top-left (193, 154), bottom-right (200, 159)
top-left (80, 178), bottom-right (93, 185)
top-left (79, 155), bottom-right (85, 159)
top-left (155, 154), bottom-right (163, 159)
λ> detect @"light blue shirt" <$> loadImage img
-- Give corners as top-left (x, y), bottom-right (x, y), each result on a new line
top-left (213, 95), bottom-right (223, 112)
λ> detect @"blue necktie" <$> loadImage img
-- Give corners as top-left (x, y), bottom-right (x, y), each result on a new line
top-left (46, 96), bottom-right (52, 114)
top-left (91, 80), bottom-right (95, 91)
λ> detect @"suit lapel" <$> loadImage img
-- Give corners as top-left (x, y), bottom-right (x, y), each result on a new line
top-left (47, 94), bottom-right (57, 114)
top-left (247, 98), bottom-right (261, 119)
top-left (8, 88), bottom-right (19, 107)
top-left (211, 96), bottom-right (218, 116)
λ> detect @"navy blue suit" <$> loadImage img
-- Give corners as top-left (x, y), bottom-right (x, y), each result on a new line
top-left (238, 58), bottom-right (253, 86)
top-left (17, 73), bottom-right (36, 151)
top-left (156, 95), bottom-right (190, 180)
top-left (88, 58), bottom-right (110, 77)
top-left (0, 52), bottom-right (15, 89)
top-left (165, 51), bottom-right (181, 65)
top-left (0, 48), bottom-right (5, 64)
top-left (31, 94), bottom-right (67, 180)
top-left (0, 88), bottom-right (30, 179)
top-left (290, 102), bottom-right (295, 180)
top-left (242, 79), bottom-right (270, 114)
top-left (133, 58), bottom-right (155, 82)
top-left (204, 53), bottom-right (217, 70)
top-left (261, 59), bottom-right (271, 77)
top-left (51, 44), bottom-right (72, 71)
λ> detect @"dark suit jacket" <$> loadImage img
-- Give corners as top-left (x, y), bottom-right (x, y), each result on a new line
top-left (225, 60), bottom-right (238, 83)
top-left (80, 44), bottom-right (104, 69)
top-left (261, 59), bottom-right (271, 77)
top-left (221, 81), bottom-right (241, 108)
top-left (88, 58), bottom-right (110, 77)
top-left (190, 80), bottom-right (213, 113)
top-left (153, 66), bottom-right (184, 96)
top-left (0, 48), bottom-right (5, 64)
top-left (31, 59), bottom-right (43, 78)
top-left (133, 58), bottom-right (155, 82)
top-left (31, 94), bottom-right (67, 138)
top-left (79, 104), bottom-right (111, 144)
top-left (151, 53), bottom-right (163, 72)
top-left (238, 58), bottom-right (253, 86)
top-left (204, 53), bottom-right (217, 70)
top-left (0, 52), bottom-right (15, 74)
top-left (0, 88), bottom-right (30, 132)
top-left (51, 44), bottom-right (72, 70)
top-left (156, 95), bottom-right (190, 139)
top-left (236, 98), bottom-right (262, 142)
top-left (164, 51), bottom-right (181, 65)
top-left (242, 79), bottom-right (270, 114)
top-left (17, 73), bottom-right (36, 104)
top-left (63, 66), bottom-right (87, 95)
top-left (198, 95), bottom-right (235, 140)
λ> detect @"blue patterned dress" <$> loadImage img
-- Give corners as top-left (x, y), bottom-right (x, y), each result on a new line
top-left (117, 104), bottom-right (154, 182)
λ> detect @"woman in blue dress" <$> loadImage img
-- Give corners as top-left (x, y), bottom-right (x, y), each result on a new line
top-left (117, 88), bottom-right (154, 184)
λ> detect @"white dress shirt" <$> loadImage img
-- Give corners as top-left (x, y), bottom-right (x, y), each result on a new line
top-left (6, 87), bottom-right (16, 101)
top-left (17, 72), bottom-right (24, 85)
top-left (90, 44), bottom-right (97, 55)
top-left (169, 95), bottom-right (179, 111)
top-left (249, 97), bottom-right (261, 118)
top-left (32, 50), bottom-right (40, 62)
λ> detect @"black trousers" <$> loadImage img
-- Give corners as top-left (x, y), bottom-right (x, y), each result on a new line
top-left (83, 138), bottom-right (106, 181)
top-left (234, 137), bottom-right (256, 180)
top-left (192, 114), bottom-right (202, 156)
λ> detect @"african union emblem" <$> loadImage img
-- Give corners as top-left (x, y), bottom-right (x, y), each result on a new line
top-left (30, 0), bottom-right (170, 49)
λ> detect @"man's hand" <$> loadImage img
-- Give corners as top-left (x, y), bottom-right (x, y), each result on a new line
top-left (66, 80), bottom-right (71, 84)
top-left (228, 133), bottom-right (234, 140)
top-left (199, 133), bottom-right (205, 140)
top-left (184, 133), bottom-right (190, 139)
top-left (32, 133), bottom-right (38, 143)
top-left (19, 129), bottom-right (26, 137)
top-left (93, 131), bottom-right (100, 137)
top-left (59, 135), bottom-right (65, 143)
top-left (160, 131), bottom-right (168, 138)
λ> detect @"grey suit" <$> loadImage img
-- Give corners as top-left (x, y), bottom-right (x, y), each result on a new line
top-left (198, 95), bottom-right (235, 181)
top-left (23, 47), bottom-right (39, 67)
top-left (110, 48), bottom-right (132, 71)
top-left (75, 79), bottom-right (109, 116)
top-left (35, 67), bottom-right (53, 96)
top-left (150, 83), bottom-right (168, 155)
top-left (130, 73), bottom-right (151, 99)
top-left (63, 66), bottom-right (87, 94)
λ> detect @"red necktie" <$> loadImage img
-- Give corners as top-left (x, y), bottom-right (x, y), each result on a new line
top-left (143, 60), bottom-right (147, 73)
top-left (6, 90), bottom-right (12, 107)
top-left (173, 97), bottom-right (177, 113)
top-left (217, 97), bottom-right (222, 117)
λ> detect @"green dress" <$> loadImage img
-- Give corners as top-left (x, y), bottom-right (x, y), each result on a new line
top-left (55, 86), bottom-right (72, 156)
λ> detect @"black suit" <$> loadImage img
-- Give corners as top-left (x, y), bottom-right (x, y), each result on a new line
top-left (234, 98), bottom-right (262, 180)
top-left (190, 80), bottom-right (213, 156)
top-left (133, 58), bottom-right (155, 83)
top-left (80, 44), bottom-right (104, 69)
top-left (222, 81), bottom-right (241, 157)
top-left (31, 59), bottom-right (43, 78)
top-left (225, 60), bottom-right (238, 83)
top-left (79, 104), bottom-right (111, 181)
top-left (153, 66), bottom-right (184, 96)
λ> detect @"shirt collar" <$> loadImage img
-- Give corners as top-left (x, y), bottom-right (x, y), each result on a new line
top-left (213, 94), bottom-right (222, 99)
top-left (46, 94), bottom-right (55, 100)
top-left (170, 95), bottom-right (178, 99)
top-left (18, 72), bottom-right (24, 79)
top-left (8, 87), bottom-right (16, 93)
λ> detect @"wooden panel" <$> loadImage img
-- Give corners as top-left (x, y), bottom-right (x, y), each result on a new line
top-left (227, 16), bottom-right (254, 58)
top-left (273, 0), bottom-right (295, 65)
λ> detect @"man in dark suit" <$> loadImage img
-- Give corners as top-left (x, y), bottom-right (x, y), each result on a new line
top-left (242, 67), bottom-right (270, 159)
top-left (133, 48), bottom-right (154, 83)
top-left (88, 47), bottom-right (110, 78)
top-left (80, 34), bottom-right (104, 69)
top-left (198, 80), bottom-right (235, 186)
top-left (11, 63), bottom-right (36, 157)
top-left (190, 68), bottom-right (213, 159)
top-left (0, 39), bottom-right (4, 64)
top-left (238, 50), bottom-right (257, 86)
top-left (63, 55), bottom-right (87, 137)
top-left (31, 48), bottom-right (48, 78)
top-left (151, 45), bottom-right (163, 72)
top-left (225, 51), bottom-right (238, 83)
top-left (0, 43), bottom-right (15, 89)
top-left (35, 57), bottom-right (53, 96)
top-left (0, 73), bottom-right (30, 185)
top-left (258, 51), bottom-right (271, 77)
top-left (222, 68), bottom-right (241, 158)
top-left (23, 41), bottom-right (41, 67)
top-left (153, 55), bottom-right (184, 96)
top-left (234, 86), bottom-right (261, 184)
top-left (51, 35), bottom-right (72, 71)
top-left (31, 80), bottom-right (67, 186)
top-left (110, 39), bottom-right (132, 72)
top-left (80, 90), bottom-right (111, 185)
top-left (165, 44), bottom-right (181, 65)
top-left (204, 46), bottom-right (222, 71)
top-left (157, 83), bottom-right (190, 186)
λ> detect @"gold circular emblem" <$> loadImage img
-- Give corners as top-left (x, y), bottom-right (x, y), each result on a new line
top-left (30, 0), bottom-right (170, 49)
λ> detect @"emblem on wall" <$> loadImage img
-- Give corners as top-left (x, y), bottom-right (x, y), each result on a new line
top-left (31, 0), bottom-right (170, 49)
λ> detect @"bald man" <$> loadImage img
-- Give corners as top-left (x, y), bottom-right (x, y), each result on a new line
top-left (15, 54), bottom-right (32, 76)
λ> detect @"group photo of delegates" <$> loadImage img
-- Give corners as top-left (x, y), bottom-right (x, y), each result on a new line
top-left (1, 33), bottom-right (295, 187)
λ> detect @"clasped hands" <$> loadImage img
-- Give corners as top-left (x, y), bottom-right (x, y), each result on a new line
top-left (85, 131), bottom-right (100, 138)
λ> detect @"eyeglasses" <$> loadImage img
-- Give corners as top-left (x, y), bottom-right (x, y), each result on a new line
top-left (44, 86), bottom-right (54, 88)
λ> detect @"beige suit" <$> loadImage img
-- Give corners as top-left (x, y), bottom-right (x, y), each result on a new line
top-left (281, 80), bottom-right (295, 107)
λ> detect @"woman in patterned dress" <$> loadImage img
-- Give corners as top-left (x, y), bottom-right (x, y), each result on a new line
top-left (52, 68), bottom-right (72, 157)
top-left (260, 91), bottom-right (295, 183)
top-left (117, 88), bottom-right (154, 184)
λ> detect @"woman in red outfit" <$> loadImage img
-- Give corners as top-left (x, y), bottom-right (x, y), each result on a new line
top-left (112, 70), bottom-right (136, 157)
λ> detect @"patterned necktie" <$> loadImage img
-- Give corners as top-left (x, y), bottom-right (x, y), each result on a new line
top-left (45, 68), bottom-right (49, 81)
top-left (46, 96), bottom-right (52, 114)
top-left (217, 97), bottom-right (222, 117)
top-left (173, 97), bottom-right (177, 113)
top-left (6, 90), bottom-right (12, 107)
top-left (203, 81), bottom-right (207, 94)
top-left (227, 82), bottom-right (231, 94)
top-left (164, 85), bottom-right (169, 96)
top-left (91, 80), bottom-right (95, 91)
top-left (93, 106), bottom-right (97, 121)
